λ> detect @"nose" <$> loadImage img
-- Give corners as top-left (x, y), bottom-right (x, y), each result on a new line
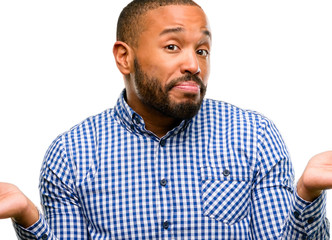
top-left (180, 50), bottom-right (200, 75)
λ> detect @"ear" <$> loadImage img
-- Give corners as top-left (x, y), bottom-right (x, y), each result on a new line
top-left (113, 41), bottom-right (134, 75)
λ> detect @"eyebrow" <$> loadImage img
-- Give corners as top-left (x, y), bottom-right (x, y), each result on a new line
top-left (159, 27), bottom-right (211, 38)
top-left (159, 27), bottom-right (184, 36)
top-left (202, 29), bottom-right (211, 39)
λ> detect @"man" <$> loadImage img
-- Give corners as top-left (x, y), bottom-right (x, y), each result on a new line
top-left (0, 0), bottom-right (331, 239)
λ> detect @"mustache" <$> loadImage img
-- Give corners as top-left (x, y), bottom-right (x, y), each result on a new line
top-left (165, 74), bottom-right (206, 92)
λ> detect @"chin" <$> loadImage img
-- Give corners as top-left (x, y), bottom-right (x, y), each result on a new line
top-left (171, 94), bottom-right (202, 105)
top-left (166, 99), bottom-right (203, 120)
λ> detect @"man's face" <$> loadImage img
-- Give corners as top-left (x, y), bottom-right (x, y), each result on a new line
top-left (129, 5), bottom-right (211, 119)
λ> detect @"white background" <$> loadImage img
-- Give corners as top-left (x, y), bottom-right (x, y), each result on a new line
top-left (0, 0), bottom-right (331, 238)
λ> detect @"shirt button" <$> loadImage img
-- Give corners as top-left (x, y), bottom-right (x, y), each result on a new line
top-left (307, 217), bottom-right (315, 224)
top-left (163, 220), bottom-right (169, 229)
top-left (293, 211), bottom-right (300, 220)
top-left (134, 117), bottom-right (140, 125)
top-left (160, 139), bottom-right (166, 147)
top-left (160, 179), bottom-right (167, 187)
top-left (223, 169), bottom-right (230, 177)
top-left (41, 234), bottom-right (48, 240)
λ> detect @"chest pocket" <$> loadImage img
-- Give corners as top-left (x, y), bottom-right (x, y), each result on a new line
top-left (200, 165), bottom-right (252, 225)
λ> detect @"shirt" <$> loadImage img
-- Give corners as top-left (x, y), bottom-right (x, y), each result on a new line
top-left (14, 91), bottom-right (330, 239)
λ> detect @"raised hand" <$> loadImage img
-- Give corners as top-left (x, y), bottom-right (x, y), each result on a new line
top-left (0, 182), bottom-right (39, 228)
top-left (297, 151), bottom-right (332, 202)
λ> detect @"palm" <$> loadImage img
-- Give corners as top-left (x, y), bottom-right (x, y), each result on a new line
top-left (302, 151), bottom-right (332, 191)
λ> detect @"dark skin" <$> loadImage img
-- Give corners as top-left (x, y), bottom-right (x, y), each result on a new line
top-left (0, 4), bottom-right (331, 229)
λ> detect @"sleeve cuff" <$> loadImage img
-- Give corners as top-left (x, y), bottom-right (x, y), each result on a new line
top-left (291, 189), bottom-right (327, 237)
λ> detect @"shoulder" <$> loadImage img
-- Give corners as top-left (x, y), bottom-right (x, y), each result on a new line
top-left (57, 108), bottom-right (115, 142)
top-left (41, 108), bottom-right (116, 183)
top-left (199, 98), bottom-right (270, 127)
top-left (44, 107), bottom-right (116, 163)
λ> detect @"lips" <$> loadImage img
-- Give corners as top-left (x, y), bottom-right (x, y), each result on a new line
top-left (172, 81), bottom-right (200, 93)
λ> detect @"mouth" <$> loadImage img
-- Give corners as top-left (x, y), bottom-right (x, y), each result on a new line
top-left (172, 81), bottom-right (201, 94)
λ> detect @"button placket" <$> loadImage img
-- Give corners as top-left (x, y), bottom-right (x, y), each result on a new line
top-left (155, 137), bottom-right (170, 235)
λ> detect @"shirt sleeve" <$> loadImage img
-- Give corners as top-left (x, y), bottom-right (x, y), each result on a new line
top-left (13, 135), bottom-right (90, 239)
top-left (250, 116), bottom-right (330, 240)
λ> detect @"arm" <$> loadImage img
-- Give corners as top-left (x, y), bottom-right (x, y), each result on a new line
top-left (250, 117), bottom-right (330, 239)
top-left (0, 183), bottom-right (55, 239)
top-left (12, 137), bottom-right (90, 239)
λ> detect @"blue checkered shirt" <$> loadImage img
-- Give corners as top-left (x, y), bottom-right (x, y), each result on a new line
top-left (14, 91), bottom-right (329, 239)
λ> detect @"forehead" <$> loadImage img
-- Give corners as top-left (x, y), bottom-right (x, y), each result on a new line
top-left (140, 5), bottom-right (210, 37)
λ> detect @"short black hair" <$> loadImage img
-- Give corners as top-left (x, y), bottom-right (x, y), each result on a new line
top-left (116, 0), bottom-right (200, 47)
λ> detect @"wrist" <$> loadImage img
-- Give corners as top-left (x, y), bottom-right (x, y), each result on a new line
top-left (297, 177), bottom-right (322, 202)
top-left (12, 198), bottom-right (39, 228)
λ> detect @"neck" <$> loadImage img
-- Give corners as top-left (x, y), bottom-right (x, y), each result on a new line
top-left (139, 109), bottom-right (181, 138)
top-left (124, 90), bottom-right (181, 138)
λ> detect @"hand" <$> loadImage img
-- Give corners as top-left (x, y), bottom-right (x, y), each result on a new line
top-left (0, 182), bottom-right (39, 228)
top-left (297, 151), bottom-right (332, 202)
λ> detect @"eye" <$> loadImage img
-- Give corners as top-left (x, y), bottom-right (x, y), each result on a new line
top-left (165, 44), bottom-right (180, 52)
top-left (196, 49), bottom-right (209, 57)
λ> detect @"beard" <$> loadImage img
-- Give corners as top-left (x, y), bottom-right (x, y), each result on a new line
top-left (133, 58), bottom-right (207, 120)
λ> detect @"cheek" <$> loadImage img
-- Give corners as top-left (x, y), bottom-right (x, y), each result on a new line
top-left (200, 61), bottom-right (210, 85)
top-left (148, 65), bottom-right (163, 78)
top-left (203, 68), bottom-right (210, 85)
top-left (145, 63), bottom-right (178, 86)
top-left (137, 55), bottom-right (166, 78)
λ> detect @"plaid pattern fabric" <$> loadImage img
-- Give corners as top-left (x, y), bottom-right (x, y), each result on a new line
top-left (14, 91), bottom-right (329, 239)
